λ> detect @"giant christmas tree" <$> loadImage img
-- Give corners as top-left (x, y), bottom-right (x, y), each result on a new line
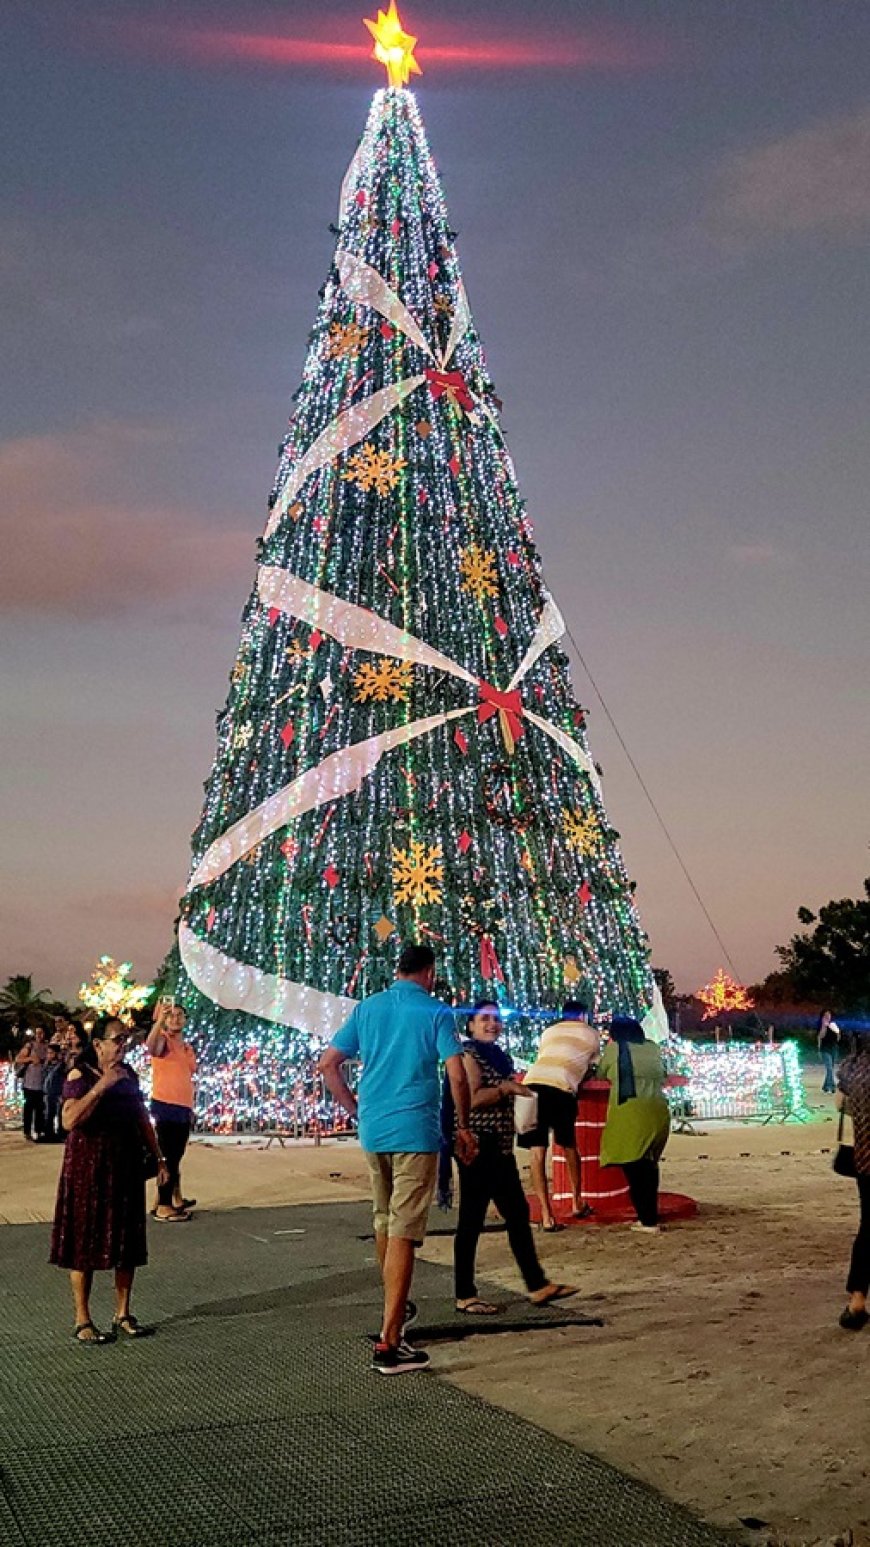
top-left (171, 6), bottom-right (660, 1126)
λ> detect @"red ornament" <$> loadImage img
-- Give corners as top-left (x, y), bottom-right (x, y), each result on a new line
top-left (457, 830), bottom-right (472, 855)
top-left (280, 721), bottom-right (295, 749)
top-left (309, 629), bottom-right (323, 650)
top-left (453, 728), bottom-right (468, 755)
top-left (390, 217), bottom-right (402, 237)
top-left (533, 683), bottom-right (545, 702)
top-left (578, 882), bottom-right (593, 908)
top-left (573, 709), bottom-right (586, 728)
top-left (427, 259), bottom-right (439, 279)
top-left (244, 1046), bottom-right (259, 1063)
top-left (448, 454), bottom-right (461, 476)
top-left (267, 607), bottom-right (280, 627)
top-left (280, 837), bottom-right (299, 862)
top-left (494, 616), bottom-right (509, 638)
top-left (206, 906), bottom-right (216, 931)
top-left (323, 864), bottom-right (340, 889)
top-left (355, 189), bottom-right (367, 207)
top-left (379, 321), bottom-right (393, 340)
top-left (418, 487), bottom-right (429, 505)
top-left (507, 550), bottom-right (520, 568)
top-left (479, 934), bottom-right (505, 983)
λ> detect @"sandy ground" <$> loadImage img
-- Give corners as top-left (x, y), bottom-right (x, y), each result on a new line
top-left (2, 1098), bottom-right (867, 1546)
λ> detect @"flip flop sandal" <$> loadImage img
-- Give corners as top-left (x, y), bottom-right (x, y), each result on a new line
top-left (153, 1209), bottom-right (192, 1222)
top-left (540, 1221), bottom-right (565, 1233)
top-left (531, 1284), bottom-right (579, 1306)
top-left (112, 1315), bottom-right (151, 1338)
top-left (456, 1298), bottom-right (501, 1316)
top-left (74, 1321), bottom-right (112, 1345)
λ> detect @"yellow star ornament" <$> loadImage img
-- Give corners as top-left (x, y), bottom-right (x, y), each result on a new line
top-left (364, 1), bottom-right (422, 87)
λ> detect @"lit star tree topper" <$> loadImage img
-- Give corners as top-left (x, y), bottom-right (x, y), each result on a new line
top-left (697, 967), bottom-right (754, 1022)
top-left (364, 0), bottom-right (422, 87)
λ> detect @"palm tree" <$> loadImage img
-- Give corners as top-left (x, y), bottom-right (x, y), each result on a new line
top-left (0, 974), bottom-right (54, 1056)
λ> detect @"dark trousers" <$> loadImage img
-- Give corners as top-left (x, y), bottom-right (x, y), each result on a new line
top-left (847, 1173), bottom-right (870, 1297)
top-left (155, 1119), bottom-right (191, 1208)
top-left (454, 1142), bottom-right (547, 1299)
top-left (22, 1090), bottom-right (44, 1140)
top-left (42, 1096), bottom-right (61, 1142)
top-left (821, 1050), bottom-right (837, 1093)
top-left (623, 1157), bottom-right (660, 1227)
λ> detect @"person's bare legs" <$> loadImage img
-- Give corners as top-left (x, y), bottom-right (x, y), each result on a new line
top-left (69, 1269), bottom-right (95, 1336)
top-left (562, 1145), bottom-right (584, 1212)
top-left (378, 1236), bottom-right (416, 1347)
top-left (529, 1145), bottom-right (558, 1228)
top-left (113, 1267), bottom-right (135, 1322)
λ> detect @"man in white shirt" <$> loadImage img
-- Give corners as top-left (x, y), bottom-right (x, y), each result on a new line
top-left (517, 1000), bottom-right (600, 1231)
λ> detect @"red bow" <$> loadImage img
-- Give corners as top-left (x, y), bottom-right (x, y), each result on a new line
top-left (424, 366), bottom-right (474, 413)
top-left (479, 934), bottom-right (505, 984)
top-left (478, 681), bottom-right (524, 754)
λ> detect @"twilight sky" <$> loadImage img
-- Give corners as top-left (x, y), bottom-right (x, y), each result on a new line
top-left (2, 0), bottom-right (869, 1000)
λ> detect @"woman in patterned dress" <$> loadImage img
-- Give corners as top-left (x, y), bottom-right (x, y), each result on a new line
top-left (50, 1016), bottom-right (167, 1344)
top-left (453, 1003), bottom-right (577, 1314)
top-left (836, 1034), bottom-right (870, 1331)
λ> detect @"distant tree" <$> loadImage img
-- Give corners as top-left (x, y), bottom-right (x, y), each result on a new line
top-left (775, 879), bottom-right (870, 1011)
top-left (0, 974), bottom-right (54, 1057)
top-left (748, 968), bottom-right (804, 1007)
top-left (652, 968), bottom-right (677, 1011)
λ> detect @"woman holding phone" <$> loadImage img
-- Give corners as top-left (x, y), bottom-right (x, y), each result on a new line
top-left (146, 1001), bottom-right (197, 1221)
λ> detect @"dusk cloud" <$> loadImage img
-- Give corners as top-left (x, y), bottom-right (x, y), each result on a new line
top-left (710, 105), bottom-right (870, 242)
top-left (0, 422), bottom-right (253, 617)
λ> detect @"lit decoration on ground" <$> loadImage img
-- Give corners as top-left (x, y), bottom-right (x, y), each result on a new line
top-left (78, 957), bottom-right (152, 1025)
top-left (666, 1037), bottom-right (806, 1123)
top-left (697, 968), bottom-right (754, 1022)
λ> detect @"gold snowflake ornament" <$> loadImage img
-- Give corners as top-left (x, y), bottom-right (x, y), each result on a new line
top-left (354, 659), bottom-right (413, 704)
top-left (392, 839), bottom-right (443, 906)
top-left (233, 721), bottom-right (254, 750)
top-left (562, 808), bottom-right (601, 854)
top-left (459, 542), bottom-right (499, 602)
top-left (327, 320), bottom-right (370, 360)
top-left (342, 443), bottom-right (407, 497)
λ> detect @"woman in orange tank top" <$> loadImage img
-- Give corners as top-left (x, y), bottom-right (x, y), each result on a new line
top-left (146, 1003), bottom-right (197, 1221)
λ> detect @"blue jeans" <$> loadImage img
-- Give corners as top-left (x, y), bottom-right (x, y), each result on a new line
top-left (822, 1050), bottom-right (837, 1092)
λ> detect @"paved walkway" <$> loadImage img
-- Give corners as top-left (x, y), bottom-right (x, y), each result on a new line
top-left (0, 1202), bottom-right (738, 1547)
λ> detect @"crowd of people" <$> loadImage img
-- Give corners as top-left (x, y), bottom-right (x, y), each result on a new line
top-left (7, 955), bottom-right (868, 1361)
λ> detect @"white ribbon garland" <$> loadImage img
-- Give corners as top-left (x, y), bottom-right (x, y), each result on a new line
top-left (179, 921), bottom-right (355, 1038)
top-left (264, 252), bottom-right (473, 540)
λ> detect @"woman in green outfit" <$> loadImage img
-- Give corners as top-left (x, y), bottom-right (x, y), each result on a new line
top-left (599, 1017), bottom-right (670, 1233)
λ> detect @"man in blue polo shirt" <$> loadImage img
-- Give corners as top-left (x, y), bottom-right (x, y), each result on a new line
top-left (318, 942), bottom-right (477, 1375)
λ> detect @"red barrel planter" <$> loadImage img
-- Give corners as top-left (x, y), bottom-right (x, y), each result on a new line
top-left (525, 1075), bottom-right (697, 1226)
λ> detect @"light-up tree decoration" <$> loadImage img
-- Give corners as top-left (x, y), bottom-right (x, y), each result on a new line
top-left (79, 957), bottom-right (152, 1025)
top-left (166, 5), bottom-right (660, 1127)
top-left (697, 967), bottom-right (754, 1022)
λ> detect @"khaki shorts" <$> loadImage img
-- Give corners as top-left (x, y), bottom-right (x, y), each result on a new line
top-left (364, 1151), bottom-right (438, 1244)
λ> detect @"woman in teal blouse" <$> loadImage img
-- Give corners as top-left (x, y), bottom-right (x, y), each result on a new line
top-left (599, 1017), bottom-right (670, 1233)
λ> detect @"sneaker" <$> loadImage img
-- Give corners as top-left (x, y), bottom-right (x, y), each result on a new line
top-left (402, 1299), bottom-right (418, 1334)
top-left (371, 1339), bottom-right (431, 1376)
top-left (629, 1222), bottom-right (661, 1234)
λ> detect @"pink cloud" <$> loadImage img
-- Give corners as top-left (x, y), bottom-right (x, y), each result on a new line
top-left (0, 422), bottom-right (252, 616)
top-left (712, 106), bottom-right (870, 240)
